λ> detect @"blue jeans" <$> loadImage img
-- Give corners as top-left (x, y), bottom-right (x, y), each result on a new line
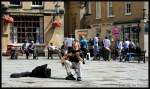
top-left (93, 46), bottom-right (99, 59)
top-left (126, 53), bottom-right (136, 61)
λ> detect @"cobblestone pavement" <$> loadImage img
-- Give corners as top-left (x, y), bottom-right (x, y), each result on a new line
top-left (2, 56), bottom-right (149, 88)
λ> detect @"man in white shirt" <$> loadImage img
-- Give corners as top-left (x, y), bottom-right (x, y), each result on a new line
top-left (124, 38), bottom-right (130, 49)
top-left (48, 43), bottom-right (56, 50)
top-left (47, 43), bottom-right (56, 59)
top-left (103, 36), bottom-right (111, 61)
top-left (65, 34), bottom-right (74, 53)
top-left (117, 39), bottom-right (123, 54)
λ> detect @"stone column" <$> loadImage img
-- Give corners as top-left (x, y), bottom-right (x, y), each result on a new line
top-left (2, 23), bottom-right (11, 54)
top-left (139, 20), bottom-right (145, 50)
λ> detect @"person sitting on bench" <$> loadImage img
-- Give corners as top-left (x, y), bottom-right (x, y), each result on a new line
top-left (22, 40), bottom-right (30, 59)
top-left (47, 43), bottom-right (61, 59)
top-left (27, 41), bottom-right (36, 59)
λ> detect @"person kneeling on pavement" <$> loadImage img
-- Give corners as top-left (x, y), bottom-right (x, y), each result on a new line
top-left (61, 50), bottom-right (83, 81)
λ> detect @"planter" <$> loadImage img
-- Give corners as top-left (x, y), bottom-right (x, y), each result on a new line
top-left (52, 20), bottom-right (61, 28)
top-left (2, 15), bottom-right (14, 24)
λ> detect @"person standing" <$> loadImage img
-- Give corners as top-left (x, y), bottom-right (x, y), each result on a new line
top-left (61, 41), bottom-right (67, 57)
top-left (80, 36), bottom-right (88, 59)
top-left (65, 34), bottom-right (74, 53)
top-left (103, 36), bottom-right (111, 61)
top-left (88, 38), bottom-right (94, 57)
top-left (93, 34), bottom-right (99, 60)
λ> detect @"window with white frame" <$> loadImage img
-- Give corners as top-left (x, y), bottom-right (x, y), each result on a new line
top-left (96, 1), bottom-right (101, 19)
top-left (32, 1), bottom-right (43, 7)
top-left (10, 0), bottom-right (21, 6)
top-left (124, 1), bottom-right (131, 15)
top-left (107, 1), bottom-right (114, 17)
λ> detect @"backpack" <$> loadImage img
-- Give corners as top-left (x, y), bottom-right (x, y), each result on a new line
top-left (30, 64), bottom-right (51, 78)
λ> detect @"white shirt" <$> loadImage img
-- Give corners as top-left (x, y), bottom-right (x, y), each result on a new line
top-left (103, 39), bottom-right (111, 48)
top-left (94, 37), bottom-right (99, 47)
top-left (118, 41), bottom-right (123, 50)
top-left (48, 45), bottom-right (56, 50)
top-left (26, 43), bottom-right (30, 49)
top-left (125, 41), bottom-right (130, 48)
top-left (66, 38), bottom-right (74, 47)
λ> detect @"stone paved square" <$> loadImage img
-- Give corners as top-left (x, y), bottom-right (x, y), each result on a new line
top-left (1, 56), bottom-right (149, 88)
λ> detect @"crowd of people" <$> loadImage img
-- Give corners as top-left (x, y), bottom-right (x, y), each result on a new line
top-left (47, 33), bottom-right (142, 81)
top-left (18, 34), bottom-right (142, 81)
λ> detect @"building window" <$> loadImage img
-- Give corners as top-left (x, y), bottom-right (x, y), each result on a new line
top-left (124, 1), bottom-right (131, 15)
top-left (85, 1), bottom-right (91, 15)
top-left (32, 1), bottom-right (43, 8)
top-left (11, 16), bottom-right (44, 43)
top-left (96, 1), bottom-right (101, 19)
top-left (107, 1), bottom-right (114, 17)
top-left (10, 0), bottom-right (21, 7)
top-left (123, 25), bottom-right (138, 43)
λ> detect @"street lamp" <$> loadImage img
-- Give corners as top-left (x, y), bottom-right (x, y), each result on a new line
top-left (53, 2), bottom-right (60, 21)
top-left (55, 2), bottom-right (60, 15)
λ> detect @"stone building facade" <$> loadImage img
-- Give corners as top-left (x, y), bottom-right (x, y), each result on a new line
top-left (1, 1), bottom-right (65, 54)
top-left (64, 1), bottom-right (146, 50)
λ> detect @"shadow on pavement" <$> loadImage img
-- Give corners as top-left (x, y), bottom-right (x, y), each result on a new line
top-left (50, 77), bottom-right (65, 80)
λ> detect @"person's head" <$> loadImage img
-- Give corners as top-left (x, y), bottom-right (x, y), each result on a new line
top-left (125, 38), bottom-right (128, 41)
top-left (96, 34), bottom-right (99, 37)
top-left (80, 35), bottom-right (85, 40)
top-left (105, 36), bottom-right (108, 39)
top-left (50, 43), bottom-right (53, 46)
top-left (68, 34), bottom-right (71, 38)
top-left (63, 41), bottom-right (65, 44)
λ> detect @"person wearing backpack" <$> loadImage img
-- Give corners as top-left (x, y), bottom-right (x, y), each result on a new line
top-left (79, 36), bottom-right (88, 59)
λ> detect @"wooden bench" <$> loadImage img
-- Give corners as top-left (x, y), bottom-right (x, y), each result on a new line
top-left (48, 48), bottom-right (61, 59)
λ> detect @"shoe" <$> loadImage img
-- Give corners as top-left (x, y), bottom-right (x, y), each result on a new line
top-left (65, 74), bottom-right (76, 80)
top-left (83, 60), bottom-right (85, 64)
top-left (77, 77), bottom-right (82, 81)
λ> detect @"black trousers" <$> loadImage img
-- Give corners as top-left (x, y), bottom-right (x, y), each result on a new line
top-left (103, 48), bottom-right (110, 61)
